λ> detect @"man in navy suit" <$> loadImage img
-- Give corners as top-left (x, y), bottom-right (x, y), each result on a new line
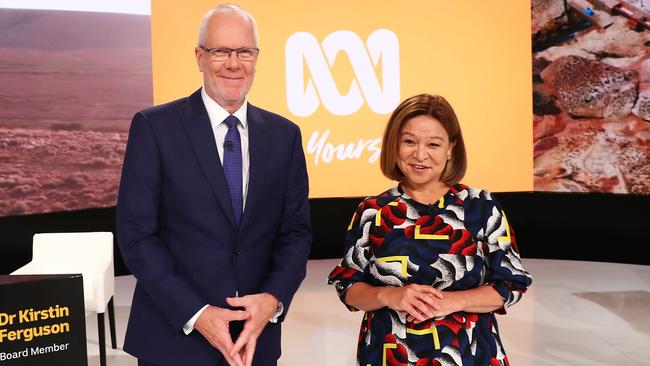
top-left (116, 4), bottom-right (311, 366)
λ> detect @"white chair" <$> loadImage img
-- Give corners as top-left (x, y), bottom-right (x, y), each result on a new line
top-left (11, 232), bottom-right (117, 366)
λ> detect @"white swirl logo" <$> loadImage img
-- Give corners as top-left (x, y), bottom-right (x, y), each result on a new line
top-left (285, 29), bottom-right (400, 117)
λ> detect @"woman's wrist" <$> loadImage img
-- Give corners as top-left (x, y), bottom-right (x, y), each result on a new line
top-left (376, 286), bottom-right (391, 308)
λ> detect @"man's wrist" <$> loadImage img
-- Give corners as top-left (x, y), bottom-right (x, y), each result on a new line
top-left (183, 304), bottom-right (210, 335)
top-left (269, 301), bottom-right (283, 323)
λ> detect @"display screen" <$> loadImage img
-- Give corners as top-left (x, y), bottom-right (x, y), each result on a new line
top-left (152, 1), bottom-right (533, 198)
top-left (0, 2), bottom-right (152, 216)
top-left (11, 2), bottom-right (631, 217)
top-left (532, 0), bottom-right (650, 194)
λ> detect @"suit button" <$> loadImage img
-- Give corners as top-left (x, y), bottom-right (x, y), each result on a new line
top-left (235, 249), bottom-right (240, 256)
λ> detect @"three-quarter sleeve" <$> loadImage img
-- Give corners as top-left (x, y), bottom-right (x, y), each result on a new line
top-left (480, 195), bottom-right (533, 314)
top-left (327, 201), bottom-right (375, 311)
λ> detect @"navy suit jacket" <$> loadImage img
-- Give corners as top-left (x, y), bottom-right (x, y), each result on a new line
top-left (116, 89), bottom-right (312, 365)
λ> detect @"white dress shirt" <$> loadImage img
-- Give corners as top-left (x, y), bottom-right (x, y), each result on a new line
top-left (202, 87), bottom-right (250, 209)
top-left (182, 88), bottom-right (281, 335)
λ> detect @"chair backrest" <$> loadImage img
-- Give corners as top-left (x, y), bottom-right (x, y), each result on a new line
top-left (30, 232), bottom-right (114, 274)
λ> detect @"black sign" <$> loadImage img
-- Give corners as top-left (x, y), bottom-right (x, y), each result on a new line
top-left (0, 274), bottom-right (87, 366)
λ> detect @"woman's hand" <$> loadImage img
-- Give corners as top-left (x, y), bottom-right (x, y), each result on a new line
top-left (404, 286), bottom-right (505, 322)
top-left (378, 284), bottom-right (444, 323)
top-left (405, 290), bottom-right (464, 322)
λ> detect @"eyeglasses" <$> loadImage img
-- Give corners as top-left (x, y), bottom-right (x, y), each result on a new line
top-left (199, 46), bottom-right (260, 62)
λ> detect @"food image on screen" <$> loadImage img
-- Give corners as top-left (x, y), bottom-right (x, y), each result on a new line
top-left (532, 0), bottom-right (650, 194)
top-left (0, 8), bottom-right (152, 216)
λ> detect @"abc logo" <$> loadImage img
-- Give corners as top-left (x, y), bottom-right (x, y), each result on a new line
top-left (285, 29), bottom-right (400, 117)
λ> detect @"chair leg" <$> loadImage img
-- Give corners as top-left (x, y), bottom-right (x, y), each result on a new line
top-left (97, 312), bottom-right (106, 366)
top-left (108, 296), bottom-right (117, 349)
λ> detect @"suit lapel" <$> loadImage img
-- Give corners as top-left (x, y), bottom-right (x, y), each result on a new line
top-left (240, 104), bottom-right (269, 229)
top-left (180, 89), bottom-right (237, 229)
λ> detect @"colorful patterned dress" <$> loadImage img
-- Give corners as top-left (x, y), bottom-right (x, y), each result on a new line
top-left (328, 184), bottom-right (532, 366)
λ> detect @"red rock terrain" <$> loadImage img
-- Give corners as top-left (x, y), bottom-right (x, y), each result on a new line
top-left (0, 127), bottom-right (127, 215)
top-left (533, 1), bottom-right (650, 194)
top-left (0, 9), bottom-right (152, 216)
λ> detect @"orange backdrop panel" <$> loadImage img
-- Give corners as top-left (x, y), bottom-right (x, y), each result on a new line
top-left (151, 1), bottom-right (532, 197)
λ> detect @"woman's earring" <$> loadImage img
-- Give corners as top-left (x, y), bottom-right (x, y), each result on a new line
top-left (447, 153), bottom-right (452, 161)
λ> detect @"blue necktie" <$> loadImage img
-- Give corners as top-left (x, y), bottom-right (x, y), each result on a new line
top-left (223, 115), bottom-right (243, 225)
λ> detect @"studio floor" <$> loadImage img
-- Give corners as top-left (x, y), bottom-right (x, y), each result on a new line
top-left (86, 258), bottom-right (650, 366)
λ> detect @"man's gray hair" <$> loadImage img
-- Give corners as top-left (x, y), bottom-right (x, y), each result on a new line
top-left (197, 4), bottom-right (258, 47)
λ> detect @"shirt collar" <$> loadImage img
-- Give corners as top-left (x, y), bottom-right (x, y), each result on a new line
top-left (201, 87), bottom-right (248, 129)
top-left (395, 183), bottom-right (457, 208)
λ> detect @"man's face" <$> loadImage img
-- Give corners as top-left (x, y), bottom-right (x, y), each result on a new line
top-left (195, 12), bottom-right (257, 113)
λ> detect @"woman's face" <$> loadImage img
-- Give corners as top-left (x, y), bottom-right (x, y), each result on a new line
top-left (397, 115), bottom-right (455, 190)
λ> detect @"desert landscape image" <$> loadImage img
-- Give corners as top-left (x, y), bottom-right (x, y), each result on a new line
top-left (0, 8), bottom-right (152, 216)
top-left (533, 0), bottom-right (650, 194)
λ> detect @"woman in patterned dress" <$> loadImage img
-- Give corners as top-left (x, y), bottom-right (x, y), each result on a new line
top-left (328, 94), bottom-right (532, 366)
